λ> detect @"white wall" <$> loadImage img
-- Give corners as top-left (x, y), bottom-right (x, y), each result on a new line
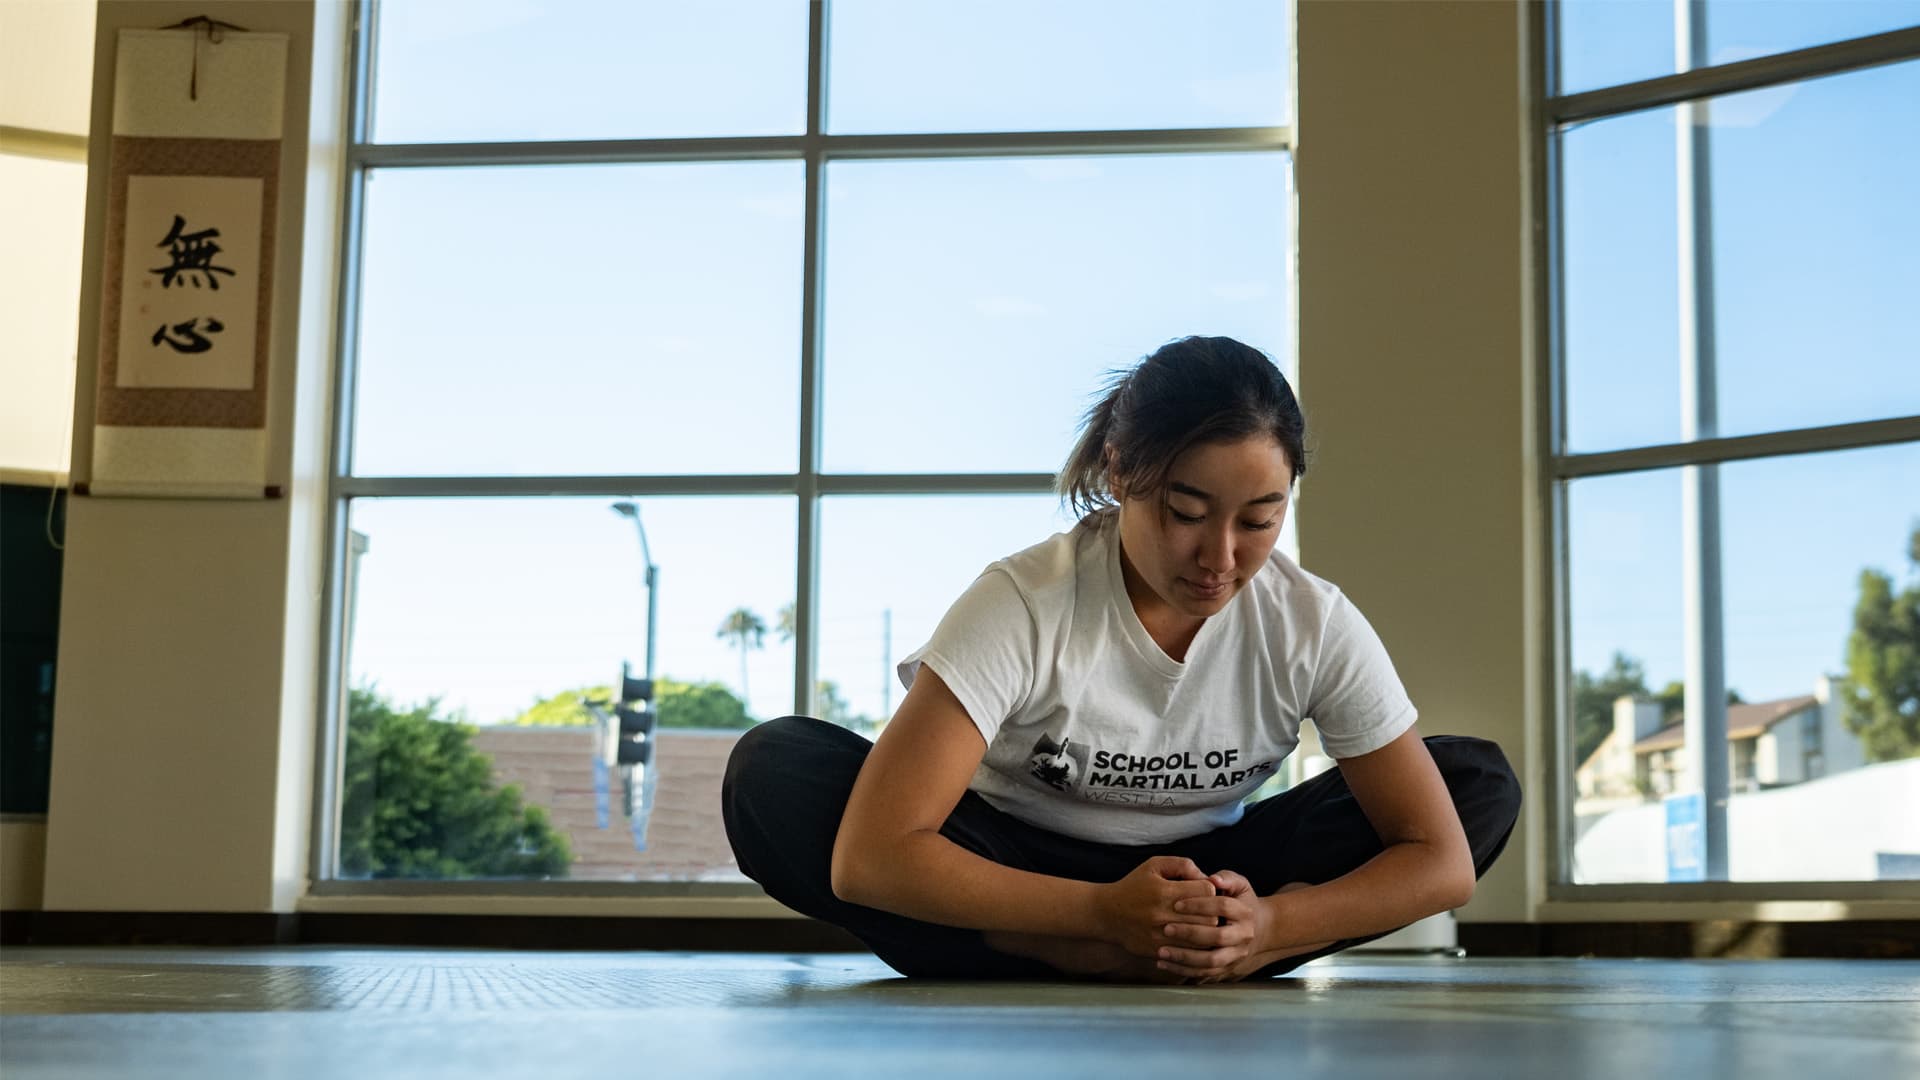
top-left (1817, 675), bottom-right (1868, 776)
top-left (1295, 0), bottom-right (1537, 922)
top-left (1576, 758), bottom-right (1920, 883)
top-left (0, 0), bottom-right (95, 479)
top-left (0, 821), bottom-right (47, 909)
top-left (0, 0), bottom-right (97, 135)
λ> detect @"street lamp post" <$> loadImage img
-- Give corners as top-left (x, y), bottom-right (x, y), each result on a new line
top-left (610, 501), bottom-right (658, 683)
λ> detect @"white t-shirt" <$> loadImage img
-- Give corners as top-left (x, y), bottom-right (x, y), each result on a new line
top-left (897, 510), bottom-right (1417, 845)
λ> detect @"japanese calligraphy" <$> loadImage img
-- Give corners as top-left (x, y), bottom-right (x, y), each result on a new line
top-left (150, 215), bottom-right (236, 290)
top-left (151, 317), bottom-right (225, 354)
top-left (118, 175), bottom-right (264, 391)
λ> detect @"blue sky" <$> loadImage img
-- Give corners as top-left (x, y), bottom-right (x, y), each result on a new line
top-left (344, 0), bottom-right (1917, 732)
top-left (1559, 3), bottom-right (1920, 701)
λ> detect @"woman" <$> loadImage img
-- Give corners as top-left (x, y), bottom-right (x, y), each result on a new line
top-left (724, 336), bottom-right (1520, 982)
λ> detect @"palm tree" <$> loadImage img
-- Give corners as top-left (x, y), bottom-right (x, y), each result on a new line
top-left (775, 602), bottom-right (796, 644)
top-left (716, 607), bottom-right (768, 704)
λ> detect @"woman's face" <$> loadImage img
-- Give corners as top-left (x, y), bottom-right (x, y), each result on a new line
top-left (1114, 435), bottom-right (1293, 623)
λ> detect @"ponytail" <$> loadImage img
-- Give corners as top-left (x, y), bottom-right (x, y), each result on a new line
top-left (1056, 370), bottom-right (1130, 518)
top-left (1055, 336), bottom-right (1306, 520)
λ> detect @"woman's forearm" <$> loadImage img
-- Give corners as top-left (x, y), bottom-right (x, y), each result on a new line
top-left (833, 829), bottom-right (1108, 940)
top-left (1256, 839), bottom-right (1475, 951)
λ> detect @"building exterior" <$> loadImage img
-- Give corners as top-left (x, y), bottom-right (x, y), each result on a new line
top-left (469, 725), bottom-right (746, 882)
top-left (1575, 676), bottom-right (1867, 809)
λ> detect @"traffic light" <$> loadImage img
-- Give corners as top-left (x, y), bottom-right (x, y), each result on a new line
top-left (594, 661), bottom-right (655, 769)
top-left (614, 703), bottom-right (655, 766)
top-left (584, 662), bottom-right (660, 842)
top-left (582, 662), bottom-right (657, 770)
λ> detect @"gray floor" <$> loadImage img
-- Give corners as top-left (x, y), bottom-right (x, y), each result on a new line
top-left (2, 947), bottom-right (1917, 1078)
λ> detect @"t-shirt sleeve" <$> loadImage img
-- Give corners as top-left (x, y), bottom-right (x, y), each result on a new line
top-left (895, 568), bottom-right (1038, 746)
top-left (1305, 591), bottom-right (1418, 759)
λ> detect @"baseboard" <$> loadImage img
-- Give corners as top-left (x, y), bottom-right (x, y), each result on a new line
top-left (0, 910), bottom-right (864, 952)
top-left (1458, 920), bottom-right (1920, 959)
top-left (4, 911), bottom-right (1910, 958)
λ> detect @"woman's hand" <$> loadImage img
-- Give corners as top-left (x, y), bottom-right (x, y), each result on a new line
top-left (1094, 856), bottom-right (1219, 957)
top-left (1151, 869), bottom-right (1275, 982)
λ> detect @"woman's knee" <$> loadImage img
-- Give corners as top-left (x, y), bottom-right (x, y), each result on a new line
top-left (726, 715), bottom-right (800, 782)
top-left (723, 714), bottom-right (873, 834)
top-left (723, 714), bottom-right (838, 793)
top-left (1426, 735), bottom-right (1523, 828)
top-left (723, 716), bottom-right (817, 839)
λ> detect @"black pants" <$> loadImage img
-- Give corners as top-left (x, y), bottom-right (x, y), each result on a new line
top-left (722, 715), bottom-right (1521, 979)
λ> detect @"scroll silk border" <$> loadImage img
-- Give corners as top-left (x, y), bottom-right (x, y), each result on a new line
top-left (86, 28), bottom-right (286, 498)
top-left (96, 135), bottom-right (278, 430)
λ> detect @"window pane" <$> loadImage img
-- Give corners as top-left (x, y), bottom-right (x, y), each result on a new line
top-left (1556, 0), bottom-right (1920, 96)
top-left (341, 496), bottom-right (795, 882)
top-left (1561, 61), bottom-right (1920, 453)
top-left (1707, 1), bottom-right (1920, 70)
top-left (1561, 104), bottom-right (1679, 452)
top-left (1720, 443), bottom-right (1920, 881)
top-left (817, 495), bottom-right (1078, 730)
top-left (370, 0), bottom-right (807, 143)
top-left (1556, 0), bottom-right (1675, 96)
top-left (828, 0), bottom-right (1289, 134)
top-left (1567, 443), bottom-right (1920, 884)
top-left (1567, 469), bottom-right (1683, 884)
top-left (822, 154), bottom-right (1293, 473)
top-left (352, 164), bottom-right (802, 476)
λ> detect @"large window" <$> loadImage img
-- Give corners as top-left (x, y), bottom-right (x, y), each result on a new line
top-left (1548, 7), bottom-right (1920, 890)
top-left (319, 0), bottom-right (1294, 887)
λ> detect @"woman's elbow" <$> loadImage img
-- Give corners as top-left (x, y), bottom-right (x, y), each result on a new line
top-left (828, 832), bottom-right (873, 905)
top-left (1440, 849), bottom-right (1478, 910)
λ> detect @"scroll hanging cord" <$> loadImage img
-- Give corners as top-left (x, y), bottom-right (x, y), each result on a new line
top-left (161, 15), bottom-right (250, 101)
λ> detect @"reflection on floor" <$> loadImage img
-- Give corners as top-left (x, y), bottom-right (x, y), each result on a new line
top-left (3, 947), bottom-right (1917, 1078)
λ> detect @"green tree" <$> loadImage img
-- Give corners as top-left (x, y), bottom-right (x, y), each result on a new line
top-left (1654, 680), bottom-right (1685, 726)
top-left (1841, 525), bottom-right (1920, 762)
top-left (339, 687), bottom-right (571, 879)
top-left (1651, 680), bottom-right (1743, 727)
top-left (656, 678), bottom-right (755, 729)
top-left (815, 678), bottom-right (878, 733)
top-left (775, 602), bottom-right (797, 644)
top-left (509, 679), bottom-right (754, 731)
top-left (717, 607), bottom-right (768, 704)
top-left (509, 685), bottom-right (609, 727)
top-left (1572, 651), bottom-right (1648, 767)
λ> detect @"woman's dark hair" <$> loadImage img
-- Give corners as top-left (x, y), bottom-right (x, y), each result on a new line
top-left (1058, 336), bottom-right (1307, 518)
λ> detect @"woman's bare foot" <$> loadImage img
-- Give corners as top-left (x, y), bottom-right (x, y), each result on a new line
top-left (982, 882), bottom-right (1329, 984)
top-left (1221, 881), bottom-right (1334, 976)
top-left (982, 932), bottom-right (1188, 984)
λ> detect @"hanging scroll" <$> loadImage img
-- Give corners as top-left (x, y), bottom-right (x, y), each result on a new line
top-left (84, 21), bottom-right (287, 498)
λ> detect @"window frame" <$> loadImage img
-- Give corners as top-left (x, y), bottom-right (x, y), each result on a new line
top-left (309, 0), bottom-right (1297, 894)
top-left (1535, 5), bottom-right (1920, 900)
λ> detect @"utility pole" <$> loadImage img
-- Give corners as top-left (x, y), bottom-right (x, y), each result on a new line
top-left (881, 607), bottom-right (893, 720)
top-left (611, 501), bottom-right (659, 684)
top-left (1676, 0), bottom-right (1729, 880)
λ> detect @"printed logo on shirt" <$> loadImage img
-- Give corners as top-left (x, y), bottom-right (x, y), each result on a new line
top-left (1023, 732), bottom-right (1278, 804)
top-left (1085, 748), bottom-right (1277, 794)
top-left (1026, 733), bottom-right (1089, 792)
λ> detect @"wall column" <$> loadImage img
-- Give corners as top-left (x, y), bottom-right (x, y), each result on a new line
top-left (41, 0), bottom-right (349, 913)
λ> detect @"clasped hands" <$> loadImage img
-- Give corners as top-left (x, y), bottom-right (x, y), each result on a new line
top-left (1093, 855), bottom-right (1279, 984)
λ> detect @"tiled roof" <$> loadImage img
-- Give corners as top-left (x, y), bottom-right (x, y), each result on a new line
top-left (1633, 695), bottom-right (1820, 754)
top-left (470, 725), bottom-right (746, 882)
